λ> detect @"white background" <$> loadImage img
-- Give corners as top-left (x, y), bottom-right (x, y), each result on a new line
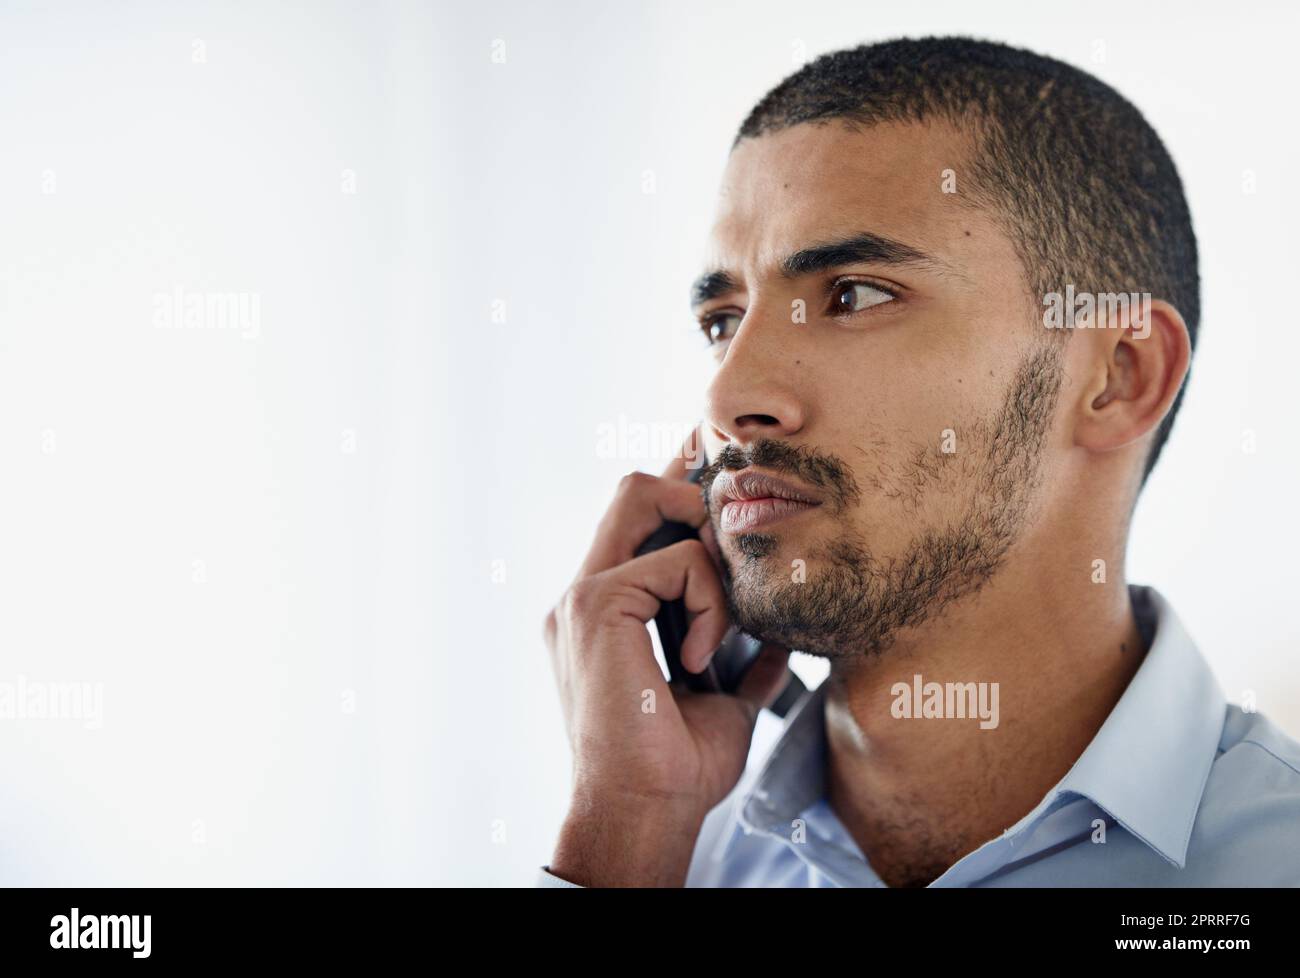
top-left (1, 1), bottom-right (1295, 886)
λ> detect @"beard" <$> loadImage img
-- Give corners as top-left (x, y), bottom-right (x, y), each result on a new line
top-left (701, 342), bottom-right (1064, 660)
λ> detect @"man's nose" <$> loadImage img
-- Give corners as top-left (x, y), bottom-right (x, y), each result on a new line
top-left (703, 307), bottom-right (807, 447)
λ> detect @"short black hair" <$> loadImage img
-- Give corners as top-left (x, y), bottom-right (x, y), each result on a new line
top-left (735, 36), bottom-right (1199, 484)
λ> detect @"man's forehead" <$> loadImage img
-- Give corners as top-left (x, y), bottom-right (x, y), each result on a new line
top-left (706, 120), bottom-right (982, 274)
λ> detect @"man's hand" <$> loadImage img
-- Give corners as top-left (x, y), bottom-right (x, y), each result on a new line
top-left (542, 433), bottom-right (791, 886)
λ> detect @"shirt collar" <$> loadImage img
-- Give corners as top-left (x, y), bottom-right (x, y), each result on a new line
top-left (729, 584), bottom-right (1226, 870)
top-left (1055, 584), bottom-right (1225, 867)
top-left (734, 679), bottom-right (828, 844)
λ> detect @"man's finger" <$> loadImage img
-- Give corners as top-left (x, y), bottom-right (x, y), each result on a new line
top-left (605, 539), bottom-right (729, 673)
top-left (576, 472), bottom-right (708, 579)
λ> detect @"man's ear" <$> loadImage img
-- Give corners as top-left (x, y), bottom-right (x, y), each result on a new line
top-left (1073, 298), bottom-right (1191, 455)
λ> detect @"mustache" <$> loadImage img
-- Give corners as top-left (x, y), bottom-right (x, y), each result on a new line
top-left (700, 439), bottom-right (861, 513)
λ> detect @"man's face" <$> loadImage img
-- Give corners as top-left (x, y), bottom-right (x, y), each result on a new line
top-left (694, 121), bottom-right (1066, 659)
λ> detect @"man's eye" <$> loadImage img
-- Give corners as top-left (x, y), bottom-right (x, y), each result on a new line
top-left (832, 281), bottom-right (896, 314)
top-left (700, 311), bottom-right (742, 345)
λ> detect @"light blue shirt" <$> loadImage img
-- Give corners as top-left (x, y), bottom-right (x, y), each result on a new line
top-left (539, 585), bottom-right (1300, 886)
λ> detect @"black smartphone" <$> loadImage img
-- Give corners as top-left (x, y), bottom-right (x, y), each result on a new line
top-left (634, 460), bottom-right (806, 718)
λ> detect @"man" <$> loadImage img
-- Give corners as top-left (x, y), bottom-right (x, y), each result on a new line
top-left (539, 36), bottom-right (1300, 887)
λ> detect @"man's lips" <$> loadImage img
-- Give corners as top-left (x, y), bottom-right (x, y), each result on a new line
top-left (712, 469), bottom-right (823, 534)
top-left (721, 496), bottom-right (820, 533)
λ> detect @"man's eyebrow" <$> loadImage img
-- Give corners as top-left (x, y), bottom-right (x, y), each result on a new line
top-left (689, 270), bottom-right (742, 308)
top-left (780, 231), bottom-right (945, 278)
top-left (690, 231), bottom-right (950, 308)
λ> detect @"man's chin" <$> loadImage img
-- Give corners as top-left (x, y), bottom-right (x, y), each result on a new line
top-left (721, 547), bottom-right (887, 660)
top-left (723, 559), bottom-right (820, 651)
top-left (726, 531), bottom-right (780, 561)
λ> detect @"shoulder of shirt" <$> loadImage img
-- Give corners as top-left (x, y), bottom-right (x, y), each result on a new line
top-left (1217, 703), bottom-right (1300, 779)
top-left (1187, 703), bottom-right (1300, 885)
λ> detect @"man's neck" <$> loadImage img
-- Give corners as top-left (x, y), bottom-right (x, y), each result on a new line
top-left (822, 564), bottom-right (1146, 888)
